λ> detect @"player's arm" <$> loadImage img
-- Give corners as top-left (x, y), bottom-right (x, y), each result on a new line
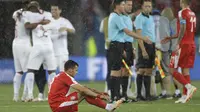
top-left (136, 29), bottom-right (149, 59)
top-left (99, 19), bottom-right (104, 33)
top-left (177, 22), bottom-right (186, 45)
top-left (71, 84), bottom-right (109, 100)
top-left (59, 19), bottom-right (75, 34)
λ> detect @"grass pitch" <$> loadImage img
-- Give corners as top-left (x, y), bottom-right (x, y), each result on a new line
top-left (0, 81), bottom-right (200, 112)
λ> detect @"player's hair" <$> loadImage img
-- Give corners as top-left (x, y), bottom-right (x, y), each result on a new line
top-left (182, 0), bottom-right (191, 5)
top-left (142, 0), bottom-right (152, 5)
top-left (64, 60), bottom-right (79, 71)
top-left (51, 4), bottom-right (61, 10)
top-left (112, 0), bottom-right (125, 9)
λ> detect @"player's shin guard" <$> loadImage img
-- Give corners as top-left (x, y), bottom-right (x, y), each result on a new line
top-left (136, 75), bottom-right (143, 97)
top-left (144, 76), bottom-right (151, 98)
top-left (25, 72), bottom-right (34, 99)
top-left (121, 76), bottom-right (128, 99)
top-left (173, 71), bottom-right (189, 86)
top-left (13, 73), bottom-right (22, 99)
top-left (85, 96), bottom-right (106, 109)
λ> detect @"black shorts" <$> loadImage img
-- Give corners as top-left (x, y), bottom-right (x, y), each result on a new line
top-left (137, 43), bottom-right (155, 68)
top-left (123, 42), bottom-right (134, 66)
top-left (109, 41), bottom-right (124, 70)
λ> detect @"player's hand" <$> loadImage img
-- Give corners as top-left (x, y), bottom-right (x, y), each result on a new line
top-left (101, 92), bottom-right (109, 97)
top-left (97, 94), bottom-right (110, 101)
top-left (142, 50), bottom-right (149, 59)
top-left (161, 37), bottom-right (170, 44)
top-left (59, 27), bottom-right (67, 32)
top-left (143, 36), bottom-right (152, 44)
top-left (123, 50), bottom-right (127, 58)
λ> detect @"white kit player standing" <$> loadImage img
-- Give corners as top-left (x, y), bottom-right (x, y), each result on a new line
top-left (23, 1), bottom-right (56, 101)
top-left (12, 8), bottom-right (31, 102)
top-left (43, 5), bottom-right (75, 72)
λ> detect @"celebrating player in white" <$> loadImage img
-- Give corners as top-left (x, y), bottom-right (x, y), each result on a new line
top-left (43, 4), bottom-right (75, 72)
top-left (12, 3), bottom-right (31, 102)
top-left (24, 1), bottom-right (56, 101)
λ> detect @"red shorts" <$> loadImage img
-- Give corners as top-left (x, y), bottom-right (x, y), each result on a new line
top-left (170, 44), bottom-right (195, 68)
top-left (50, 92), bottom-right (79, 112)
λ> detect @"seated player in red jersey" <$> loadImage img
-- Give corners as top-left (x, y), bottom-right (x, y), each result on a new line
top-left (161, 0), bottom-right (197, 104)
top-left (48, 60), bottom-right (123, 112)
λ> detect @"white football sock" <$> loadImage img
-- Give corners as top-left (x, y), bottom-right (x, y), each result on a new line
top-left (175, 89), bottom-right (181, 95)
top-left (48, 72), bottom-right (56, 88)
top-left (105, 104), bottom-right (114, 111)
top-left (185, 84), bottom-right (192, 89)
top-left (25, 72), bottom-right (34, 98)
top-left (13, 73), bottom-right (22, 95)
top-left (162, 90), bottom-right (167, 95)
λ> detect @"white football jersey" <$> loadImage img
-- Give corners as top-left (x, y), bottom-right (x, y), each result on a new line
top-left (43, 17), bottom-right (75, 56)
top-left (23, 11), bottom-right (53, 45)
top-left (13, 9), bottom-right (30, 44)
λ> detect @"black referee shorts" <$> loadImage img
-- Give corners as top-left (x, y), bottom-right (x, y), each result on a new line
top-left (123, 42), bottom-right (134, 66)
top-left (109, 41), bottom-right (124, 71)
top-left (137, 43), bottom-right (155, 68)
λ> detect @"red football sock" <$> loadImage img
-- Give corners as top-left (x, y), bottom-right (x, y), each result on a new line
top-left (173, 71), bottom-right (189, 86)
top-left (183, 75), bottom-right (191, 95)
top-left (85, 96), bottom-right (107, 109)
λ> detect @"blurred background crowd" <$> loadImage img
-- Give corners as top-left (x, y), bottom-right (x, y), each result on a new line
top-left (0, 0), bottom-right (200, 58)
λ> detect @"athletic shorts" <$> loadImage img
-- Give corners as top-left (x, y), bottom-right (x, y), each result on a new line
top-left (137, 43), bottom-right (155, 68)
top-left (109, 41), bottom-right (124, 70)
top-left (169, 44), bottom-right (195, 68)
top-left (55, 55), bottom-right (69, 72)
top-left (49, 92), bottom-right (78, 112)
top-left (12, 42), bottom-right (31, 72)
top-left (27, 44), bottom-right (56, 71)
top-left (123, 42), bottom-right (134, 66)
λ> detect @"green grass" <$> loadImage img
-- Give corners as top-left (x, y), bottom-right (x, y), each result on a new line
top-left (0, 81), bottom-right (200, 112)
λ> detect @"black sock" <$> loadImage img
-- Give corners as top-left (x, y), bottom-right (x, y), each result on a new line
top-left (174, 83), bottom-right (178, 90)
top-left (136, 75), bottom-right (143, 97)
top-left (121, 77), bottom-right (128, 99)
top-left (106, 74), bottom-right (111, 91)
top-left (144, 76), bottom-right (151, 98)
top-left (35, 66), bottom-right (46, 94)
top-left (110, 76), bottom-right (118, 101)
top-left (115, 77), bottom-right (121, 100)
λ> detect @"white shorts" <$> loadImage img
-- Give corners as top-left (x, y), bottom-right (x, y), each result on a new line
top-left (55, 55), bottom-right (69, 72)
top-left (13, 43), bottom-right (31, 72)
top-left (27, 44), bottom-right (56, 71)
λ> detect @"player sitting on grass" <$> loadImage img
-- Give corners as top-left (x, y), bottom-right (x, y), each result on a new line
top-left (48, 60), bottom-right (123, 112)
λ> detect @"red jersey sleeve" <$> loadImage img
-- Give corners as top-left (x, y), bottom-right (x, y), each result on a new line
top-left (178, 10), bottom-right (187, 24)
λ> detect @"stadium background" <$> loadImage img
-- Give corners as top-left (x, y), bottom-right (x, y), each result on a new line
top-left (0, 0), bottom-right (200, 83)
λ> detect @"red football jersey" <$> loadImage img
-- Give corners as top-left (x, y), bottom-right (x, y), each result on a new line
top-left (48, 72), bottom-right (78, 109)
top-left (178, 8), bottom-right (196, 44)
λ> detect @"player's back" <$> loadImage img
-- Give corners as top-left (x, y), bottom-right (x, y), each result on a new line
top-left (179, 8), bottom-right (196, 44)
top-left (25, 11), bottom-right (53, 45)
top-left (13, 9), bottom-right (30, 44)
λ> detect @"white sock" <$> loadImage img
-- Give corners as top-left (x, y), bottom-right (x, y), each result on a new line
top-left (25, 72), bottom-right (34, 98)
top-left (22, 78), bottom-right (28, 99)
top-left (48, 72), bottom-right (56, 88)
top-left (175, 89), bottom-right (180, 95)
top-left (13, 73), bottom-right (22, 96)
top-left (127, 76), bottom-right (132, 90)
top-left (105, 104), bottom-right (114, 111)
top-left (162, 90), bottom-right (167, 95)
top-left (185, 84), bottom-right (192, 89)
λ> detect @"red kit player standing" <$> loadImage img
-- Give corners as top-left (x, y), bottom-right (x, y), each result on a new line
top-left (162, 0), bottom-right (197, 103)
